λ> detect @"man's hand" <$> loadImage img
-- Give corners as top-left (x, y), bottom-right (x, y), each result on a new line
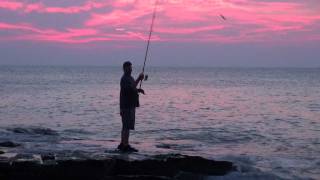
top-left (137, 88), bottom-right (145, 95)
top-left (137, 73), bottom-right (144, 81)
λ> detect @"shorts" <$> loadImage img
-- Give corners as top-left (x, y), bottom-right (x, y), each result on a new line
top-left (121, 108), bottom-right (135, 130)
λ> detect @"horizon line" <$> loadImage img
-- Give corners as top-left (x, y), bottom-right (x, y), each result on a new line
top-left (0, 64), bottom-right (319, 69)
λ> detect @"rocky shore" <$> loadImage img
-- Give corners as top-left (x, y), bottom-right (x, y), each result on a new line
top-left (0, 141), bottom-right (235, 180)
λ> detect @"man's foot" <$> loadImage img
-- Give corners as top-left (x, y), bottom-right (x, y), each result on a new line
top-left (117, 143), bottom-right (124, 150)
top-left (126, 145), bottom-right (138, 152)
top-left (117, 144), bottom-right (138, 152)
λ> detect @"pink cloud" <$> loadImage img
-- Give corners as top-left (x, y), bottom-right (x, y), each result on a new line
top-left (24, 3), bottom-right (44, 13)
top-left (1, 0), bottom-right (110, 14)
top-left (0, 22), bottom-right (51, 34)
top-left (0, 0), bottom-right (319, 44)
top-left (0, 1), bottom-right (23, 10)
top-left (38, 1), bottom-right (109, 14)
top-left (0, 22), bottom-right (149, 44)
top-left (156, 25), bottom-right (225, 35)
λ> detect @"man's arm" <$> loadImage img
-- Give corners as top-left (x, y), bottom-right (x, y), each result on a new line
top-left (135, 73), bottom-right (144, 87)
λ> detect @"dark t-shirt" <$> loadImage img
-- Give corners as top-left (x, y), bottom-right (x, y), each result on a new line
top-left (120, 74), bottom-right (139, 109)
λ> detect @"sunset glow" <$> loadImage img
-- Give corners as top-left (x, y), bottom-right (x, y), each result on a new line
top-left (0, 0), bottom-right (319, 44)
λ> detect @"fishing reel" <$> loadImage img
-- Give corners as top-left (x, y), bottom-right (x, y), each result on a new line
top-left (144, 74), bottom-right (148, 81)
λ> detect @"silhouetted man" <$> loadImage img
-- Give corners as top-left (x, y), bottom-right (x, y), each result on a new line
top-left (118, 61), bottom-right (144, 152)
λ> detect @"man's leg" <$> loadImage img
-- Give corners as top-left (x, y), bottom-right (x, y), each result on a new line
top-left (120, 108), bottom-right (129, 147)
top-left (122, 108), bottom-right (134, 146)
top-left (119, 108), bottom-right (137, 152)
top-left (121, 129), bottom-right (129, 146)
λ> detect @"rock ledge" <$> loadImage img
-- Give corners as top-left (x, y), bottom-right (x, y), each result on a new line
top-left (0, 154), bottom-right (235, 180)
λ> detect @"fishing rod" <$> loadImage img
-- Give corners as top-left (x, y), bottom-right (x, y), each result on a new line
top-left (139, 1), bottom-right (158, 89)
top-left (137, 2), bottom-right (225, 89)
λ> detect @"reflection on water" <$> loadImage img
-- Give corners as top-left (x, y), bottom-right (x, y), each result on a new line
top-left (0, 66), bottom-right (320, 179)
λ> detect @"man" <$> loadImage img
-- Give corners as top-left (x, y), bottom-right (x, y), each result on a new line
top-left (118, 61), bottom-right (145, 152)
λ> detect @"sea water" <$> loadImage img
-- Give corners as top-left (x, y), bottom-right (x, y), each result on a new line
top-left (0, 66), bottom-right (319, 179)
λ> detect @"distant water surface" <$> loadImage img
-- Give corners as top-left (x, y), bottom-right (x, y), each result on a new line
top-left (0, 66), bottom-right (319, 179)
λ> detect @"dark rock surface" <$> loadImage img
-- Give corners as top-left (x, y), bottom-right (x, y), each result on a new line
top-left (41, 153), bottom-right (56, 161)
top-left (0, 141), bottom-right (20, 148)
top-left (0, 154), bottom-right (235, 180)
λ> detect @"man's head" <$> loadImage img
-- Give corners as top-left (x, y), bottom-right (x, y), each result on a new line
top-left (123, 61), bottom-right (132, 75)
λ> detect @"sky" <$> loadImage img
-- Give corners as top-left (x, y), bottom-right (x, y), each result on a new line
top-left (0, 0), bottom-right (319, 67)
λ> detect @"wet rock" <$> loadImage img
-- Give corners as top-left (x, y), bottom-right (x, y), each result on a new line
top-left (0, 154), bottom-right (235, 180)
top-left (14, 153), bottom-right (34, 159)
top-left (13, 153), bottom-right (42, 165)
top-left (113, 154), bottom-right (234, 177)
top-left (0, 141), bottom-right (20, 148)
top-left (41, 153), bottom-right (55, 161)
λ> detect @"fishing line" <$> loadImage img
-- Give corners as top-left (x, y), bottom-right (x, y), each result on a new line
top-left (139, 0), bottom-right (158, 89)
top-left (138, 1), bottom-right (226, 89)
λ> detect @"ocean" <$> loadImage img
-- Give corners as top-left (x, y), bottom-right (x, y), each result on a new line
top-left (0, 66), bottom-right (319, 179)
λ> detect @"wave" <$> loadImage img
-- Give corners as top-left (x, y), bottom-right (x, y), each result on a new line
top-left (62, 129), bottom-right (93, 134)
top-left (6, 127), bottom-right (58, 136)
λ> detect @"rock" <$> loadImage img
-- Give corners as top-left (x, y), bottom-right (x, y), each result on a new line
top-left (0, 154), bottom-right (235, 180)
top-left (113, 154), bottom-right (234, 177)
top-left (41, 153), bottom-right (55, 161)
top-left (0, 150), bottom-right (4, 154)
top-left (0, 141), bottom-right (20, 148)
top-left (13, 153), bottom-right (43, 165)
